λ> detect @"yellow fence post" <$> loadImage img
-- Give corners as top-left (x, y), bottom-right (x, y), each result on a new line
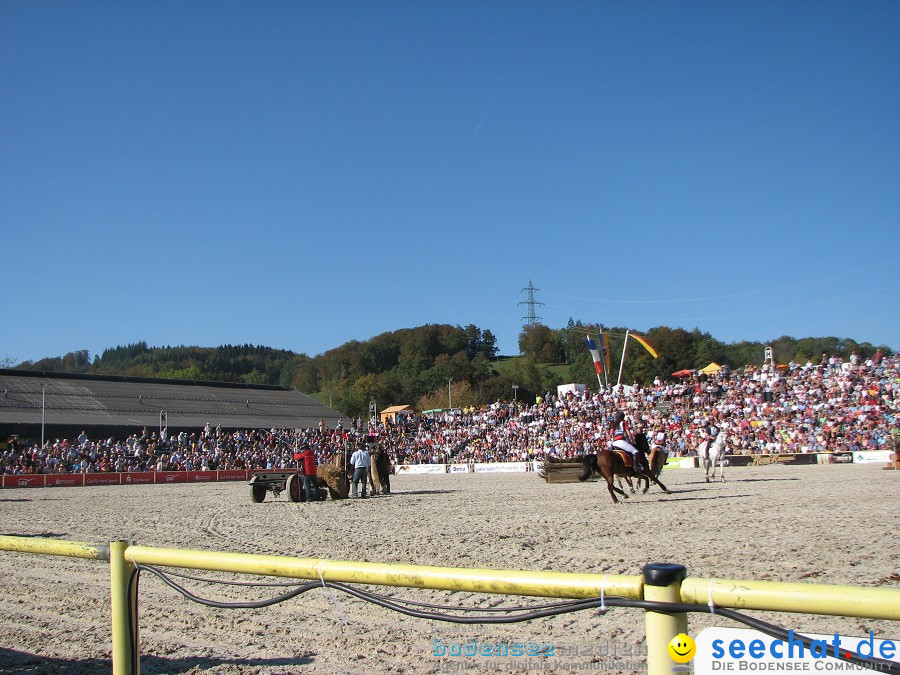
top-left (643, 563), bottom-right (688, 675)
top-left (110, 540), bottom-right (138, 675)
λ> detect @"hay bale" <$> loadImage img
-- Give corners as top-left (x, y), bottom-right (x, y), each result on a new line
top-left (316, 464), bottom-right (349, 499)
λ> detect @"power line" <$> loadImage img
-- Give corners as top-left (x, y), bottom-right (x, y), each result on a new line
top-left (518, 280), bottom-right (544, 327)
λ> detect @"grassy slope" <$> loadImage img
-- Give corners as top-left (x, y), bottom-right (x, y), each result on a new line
top-left (492, 355), bottom-right (569, 379)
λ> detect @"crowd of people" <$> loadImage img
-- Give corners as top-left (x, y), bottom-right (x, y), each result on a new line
top-left (1, 351), bottom-right (896, 476)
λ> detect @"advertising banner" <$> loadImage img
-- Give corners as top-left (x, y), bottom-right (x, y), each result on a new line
top-left (694, 626), bottom-right (899, 672)
top-left (85, 473), bottom-right (122, 486)
top-left (187, 471), bottom-right (218, 482)
top-left (45, 475), bottom-right (84, 487)
top-left (473, 462), bottom-right (529, 473)
top-left (154, 471), bottom-right (188, 483)
top-left (852, 450), bottom-right (893, 464)
top-left (817, 452), bottom-right (853, 464)
top-left (724, 453), bottom-right (818, 467)
top-left (448, 464), bottom-right (471, 473)
top-left (396, 464), bottom-right (448, 474)
top-left (121, 472), bottom-right (154, 485)
top-left (217, 470), bottom-right (249, 481)
top-left (664, 457), bottom-right (697, 469)
top-left (2, 475), bottom-right (45, 488)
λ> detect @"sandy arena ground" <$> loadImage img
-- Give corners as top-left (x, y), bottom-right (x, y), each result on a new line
top-left (0, 464), bottom-right (897, 674)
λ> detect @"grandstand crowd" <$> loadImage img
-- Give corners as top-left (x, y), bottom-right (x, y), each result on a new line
top-left (2, 351), bottom-right (897, 476)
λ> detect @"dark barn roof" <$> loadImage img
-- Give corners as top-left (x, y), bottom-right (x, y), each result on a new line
top-left (0, 369), bottom-right (342, 434)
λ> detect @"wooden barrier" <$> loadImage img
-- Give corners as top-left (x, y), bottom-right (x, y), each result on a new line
top-left (541, 462), bottom-right (585, 483)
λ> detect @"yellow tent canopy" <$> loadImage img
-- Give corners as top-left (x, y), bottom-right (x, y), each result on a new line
top-left (699, 362), bottom-right (722, 375)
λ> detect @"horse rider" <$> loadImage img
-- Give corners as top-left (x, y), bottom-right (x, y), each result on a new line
top-left (653, 427), bottom-right (667, 451)
top-left (609, 411), bottom-right (650, 475)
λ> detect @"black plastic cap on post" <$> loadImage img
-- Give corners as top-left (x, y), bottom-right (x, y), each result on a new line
top-left (642, 563), bottom-right (687, 587)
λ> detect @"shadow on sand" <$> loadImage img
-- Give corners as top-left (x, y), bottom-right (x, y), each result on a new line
top-left (0, 648), bottom-right (314, 675)
top-left (655, 493), bottom-right (752, 502)
top-left (0, 531), bottom-right (68, 538)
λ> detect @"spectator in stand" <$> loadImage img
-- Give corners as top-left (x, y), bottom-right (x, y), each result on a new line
top-left (1, 353), bottom-right (895, 477)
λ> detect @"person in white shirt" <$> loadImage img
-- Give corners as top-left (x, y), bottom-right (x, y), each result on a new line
top-left (350, 444), bottom-right (371, 498)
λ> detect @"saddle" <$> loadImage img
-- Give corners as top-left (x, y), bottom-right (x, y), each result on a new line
top-left (613, 450), bottom-right (634, 468)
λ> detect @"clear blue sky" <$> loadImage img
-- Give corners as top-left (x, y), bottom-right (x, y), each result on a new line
top-left (2, 1), bottom-right (897, 364)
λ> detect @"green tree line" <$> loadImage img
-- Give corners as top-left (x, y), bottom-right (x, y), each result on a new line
top-left (9, 323), bottom-right (891, 418)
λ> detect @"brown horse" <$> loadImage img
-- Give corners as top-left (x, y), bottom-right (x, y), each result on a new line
top-left (368, 447), bottom-right (391, 495)
top-left (625, 432), bottom-right (671, 496)
top-left (579, 432), bottom-right (670, 504)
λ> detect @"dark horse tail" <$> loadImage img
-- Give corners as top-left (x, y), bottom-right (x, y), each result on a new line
top-left (579, 453), bottom-right (598, 481)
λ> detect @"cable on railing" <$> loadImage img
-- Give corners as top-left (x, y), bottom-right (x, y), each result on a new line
top-left (133, 564), bottom-right (899, 674)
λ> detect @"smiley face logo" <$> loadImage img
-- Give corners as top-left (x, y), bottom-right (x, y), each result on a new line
top-left (668, 633), bottom-right (696, 663)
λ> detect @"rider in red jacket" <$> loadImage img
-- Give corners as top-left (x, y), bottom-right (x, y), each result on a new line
top-left (609, 411), bottom-right (649, 474)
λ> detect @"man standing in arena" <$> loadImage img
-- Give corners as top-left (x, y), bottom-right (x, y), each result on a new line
top-left (296, 444), bottom-right (318, 502)
top-left (350, 442), bottom-right (371, 499)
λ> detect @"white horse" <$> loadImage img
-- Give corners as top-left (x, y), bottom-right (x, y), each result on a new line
top-left (698, 433), bottom-right (728, 482)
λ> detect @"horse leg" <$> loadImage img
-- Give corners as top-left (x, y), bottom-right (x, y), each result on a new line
top-left (653, 475), bottom-right (672, 494)
top-left (609, 477), bottom-right (629, 502)
top-left (597, 452), bottom-right (629, 504)
top-left (644, 461), bottom-right (671, 495)
top-left (606, 476), bottom-right (619, 504)
top-left (605, 474), bottom-right (630, 503)
top-left (643, 471), bottom-right (669, 494)
top-left (618, 475), bottom-right (635, 493)
top-left (605, 471), bottom-right (630, 503)
top-left (639, 472), bottom-right (650, 494)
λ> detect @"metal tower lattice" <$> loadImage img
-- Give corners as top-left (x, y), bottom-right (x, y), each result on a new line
top-left (519, 280), bottom-right (544, 326)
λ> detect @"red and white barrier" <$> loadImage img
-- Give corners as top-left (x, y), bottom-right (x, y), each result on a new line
top-left (1, 469), bottom-right (253, 489)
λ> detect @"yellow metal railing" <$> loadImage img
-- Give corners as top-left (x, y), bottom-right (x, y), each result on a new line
top-left (681, 576), bottom-right (900, 621)
top-left (2, 535), bottom-right (898, 675)
top-left (0, 534), bottom-right (109, 560)
top-left (124, 544), bottom-right (643, 599)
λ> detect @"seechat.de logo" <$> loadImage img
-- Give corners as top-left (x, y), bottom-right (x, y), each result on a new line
top-left (694, 627), bottom-right (900, 671)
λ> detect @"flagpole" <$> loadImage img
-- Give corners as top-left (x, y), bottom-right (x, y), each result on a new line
top-left (599, 331), bottom-right (609, 389)
top-left (617, 330), bottom-right (629, 388)
top-left (604, 333), bottom-right (611, 389)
